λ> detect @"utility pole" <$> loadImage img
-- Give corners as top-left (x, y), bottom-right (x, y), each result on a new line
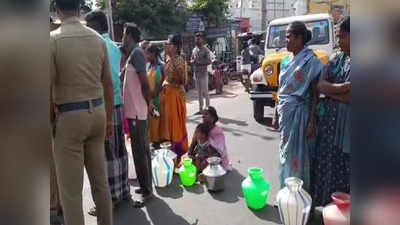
top-left (240, 0), bottom-right (244, 18)
top-left (261, 0), bottom-right (267, 31)
top-left (343, 0), bottom-right (348, 16)
top-left (105, 0), bottom-right (115, 40)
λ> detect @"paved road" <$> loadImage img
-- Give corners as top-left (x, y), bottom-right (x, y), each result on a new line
top-left (54, 81), bottom-right (322, 225)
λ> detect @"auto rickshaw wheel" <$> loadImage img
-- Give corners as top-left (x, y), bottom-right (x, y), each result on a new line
top-left (253, 100), bottom-right (264, 123)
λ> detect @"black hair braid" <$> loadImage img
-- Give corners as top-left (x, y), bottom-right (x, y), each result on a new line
top-left (340, 16), bottom-right (350, 33)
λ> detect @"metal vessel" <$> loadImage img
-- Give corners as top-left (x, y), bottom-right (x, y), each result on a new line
top-left (203, 157), bottom-right (227, 192)
top-left (276, 177), bottom-right (312, 225)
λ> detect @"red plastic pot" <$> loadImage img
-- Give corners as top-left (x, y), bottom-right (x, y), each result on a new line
top-left (323, 192), bottom-right (350, 225)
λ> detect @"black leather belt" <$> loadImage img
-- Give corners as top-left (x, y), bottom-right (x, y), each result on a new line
top-left (56, 98), bottom-right (103, 113)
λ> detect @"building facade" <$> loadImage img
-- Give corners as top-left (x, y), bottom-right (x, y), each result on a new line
top-left (230, 0), bottom-right (296, 31)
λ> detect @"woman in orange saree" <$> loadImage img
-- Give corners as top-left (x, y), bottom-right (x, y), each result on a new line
top-left (159, 34), bottom-right (189, 159)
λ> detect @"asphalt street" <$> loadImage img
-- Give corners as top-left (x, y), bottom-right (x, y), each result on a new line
top-left (53, 81), bottom-right (323, 225)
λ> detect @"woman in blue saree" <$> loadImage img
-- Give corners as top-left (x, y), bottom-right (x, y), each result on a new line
top-left (310, 16), bottom-right (351, 206)
top-left (278, 21), bottom-right (324, 191)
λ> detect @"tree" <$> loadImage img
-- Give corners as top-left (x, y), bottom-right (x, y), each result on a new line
top-left (189, 0), bottom-right (230, 27)
top-left (96, 0), bottom-right (189, 39)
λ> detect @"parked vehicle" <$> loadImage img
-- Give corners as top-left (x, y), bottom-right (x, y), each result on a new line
top-left (220, 51), bottom-right (234, 84)
top-left (220, 62), bottom-right (233, 85)
top-left (249, 13), bottom-right (336, 123)
top-left (235, 31), bottom-right (266, 92)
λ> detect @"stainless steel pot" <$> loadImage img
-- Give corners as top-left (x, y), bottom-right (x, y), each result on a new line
top-left (203, 157), bottom-right (227, 192)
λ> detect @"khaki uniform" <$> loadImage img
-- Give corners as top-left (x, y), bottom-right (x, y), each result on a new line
top-left (50, 17), bottom-right (113, 225)
top-left (50, 138), bottom-right (61, 213)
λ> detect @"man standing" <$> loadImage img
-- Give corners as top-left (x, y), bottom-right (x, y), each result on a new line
top-left (85, 11), bottom-right (130, 216)
top-left (50, 1), bottom-right (114, 225)
top-left (121, 23), bottom-right (153, 206)
top-left (191, 32), bottom-right (211, 114)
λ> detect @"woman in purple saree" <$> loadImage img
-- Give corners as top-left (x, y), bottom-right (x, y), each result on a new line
top-left (188, 106), bottom-right (232, 171)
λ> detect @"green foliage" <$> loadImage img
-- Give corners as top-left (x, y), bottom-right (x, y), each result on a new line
top-left (189, 0), bottom-right (230, 27)
top-left (96, 0), bottom-right (188, 39)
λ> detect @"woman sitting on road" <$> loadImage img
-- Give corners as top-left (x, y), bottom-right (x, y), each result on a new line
top-left (185, 123), bottom-right (220, 173)
top-left (188, 106), bottom-right (232, 171)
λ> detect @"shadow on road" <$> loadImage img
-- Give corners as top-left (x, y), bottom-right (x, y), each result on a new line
top-left (209, 169), bottom-right (245, 203)
top-left (250, 205), bottom-right (323, 225)
top-left (253, 111), bottom-right (280, 134)
top-left (258, 117), bottom-right (273, 127)
top-left (155, 174), bottom-right (184, 199)
top-left (210, 90), bottom-right (239, 98)
top-left (146, 197), bottom-right (194, 225)
top-left (113, 200), bottom-right (150, 225)
top-left (251, 205), bottom-right (282, 224)
top-left (183, 183), bottom-right (205, 194)
top-left (219, 117), bottom-right (248, 127)
top-left (113, 196), bottom-right (193, 225)
top-left (154, 174), bottom-right (205, 198)
top-left (186, 90), bottom-right (238, 104)
top-left (187, 117), bottom-right (278, 141)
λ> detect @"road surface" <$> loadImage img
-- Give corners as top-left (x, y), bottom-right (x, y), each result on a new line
top-left (53, 81), bottom-right (323, 225)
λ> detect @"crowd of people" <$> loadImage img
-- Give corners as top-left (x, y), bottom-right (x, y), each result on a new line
top-left (50, 0), bottom-right (350, 224)
top-left (50, 1), bottom-right (230, 225)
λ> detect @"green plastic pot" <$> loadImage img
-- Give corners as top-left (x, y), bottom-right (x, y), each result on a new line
top-left (242, 167), bottom-right (270, 210)
top-left (179, 158), bottom-right (197, 187)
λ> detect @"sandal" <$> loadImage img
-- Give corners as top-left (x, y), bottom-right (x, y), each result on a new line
top-left (88, 204), bottom-right (116, 217)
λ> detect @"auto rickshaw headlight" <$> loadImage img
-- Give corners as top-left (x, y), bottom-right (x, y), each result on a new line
top-left (265, 65), bottom-right (273, 76)
top-left (253, 74), bottom-right (263, 82)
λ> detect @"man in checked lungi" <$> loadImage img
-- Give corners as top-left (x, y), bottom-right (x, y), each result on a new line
top-left (85, 10), bottom-right (131, 216)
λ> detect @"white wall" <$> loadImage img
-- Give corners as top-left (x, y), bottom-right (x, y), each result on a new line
top-left (230, 0), bottom-right (296, 31)
top-left (230, 0), bottom-right (263, 31)
top-left (293, 0), bottom-right (307, 15)
top-left (264, 0), bottom-right (296, 22)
